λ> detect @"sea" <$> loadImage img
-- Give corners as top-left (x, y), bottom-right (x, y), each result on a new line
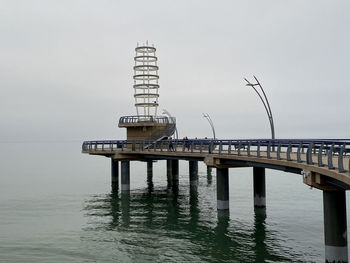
top-left (0, 142), bottom-right (348, 262)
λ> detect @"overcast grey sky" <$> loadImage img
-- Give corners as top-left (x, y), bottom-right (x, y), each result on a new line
top-left (1, 0), bottom-right (349, 141)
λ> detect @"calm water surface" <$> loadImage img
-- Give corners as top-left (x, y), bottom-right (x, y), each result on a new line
top-left (0, 142), bottom-right (349, 262)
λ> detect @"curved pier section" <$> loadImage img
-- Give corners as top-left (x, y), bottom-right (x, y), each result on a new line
top-left (82, 138), bottom-right (350, 262)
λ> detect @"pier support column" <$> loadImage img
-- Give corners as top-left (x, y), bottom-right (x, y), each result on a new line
top-left (166, 160), bottom-right (172, 187)
top-left (121, 161), bottom-right (130, 192)
top-left (216, 168), bottom-right (229, 210)
top-left (253, 167), bottom-right (266, 208)
top-left (323, 190), bottom-right (348, 263)
top-left (189, 161), bottom-right (198, 186)
top-left (171, 160), bottom-right (179, 185)
top-left (111, 159), bottom-right (119, 189)
top-left (147, 161), bottom-right (153, 192)
top-left (207, 166), bottom-right (212, 185)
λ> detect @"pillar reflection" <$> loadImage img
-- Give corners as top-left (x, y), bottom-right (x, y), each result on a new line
top-left (207, 166), bottom-right (212, 185)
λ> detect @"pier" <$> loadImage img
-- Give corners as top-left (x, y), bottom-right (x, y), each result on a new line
top-left (83, 138), bottom-right (350, 263)
top-left (82, 43), bottom-right (350, 262)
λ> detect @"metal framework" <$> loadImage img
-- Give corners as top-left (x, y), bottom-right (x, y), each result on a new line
top-left (244, 76), bottom-right (275, 140)
top-left (134, 42), bottom-right (159, 117)
top-left (203, 113), bottom-right (216, 139)
top-left (163, 109), bottom-right (178, 139)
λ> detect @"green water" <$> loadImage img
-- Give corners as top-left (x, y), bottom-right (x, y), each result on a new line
top-left (0, 142), bottom-right (347, 262)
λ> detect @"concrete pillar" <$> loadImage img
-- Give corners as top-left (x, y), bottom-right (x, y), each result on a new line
top-left (323, 190), bottom-right (348, 263)
top-left (216, 167), bottom-right (229, 210)
top-left (253, 167), bottom-right (266, 208)
top-left (121, 161), bottom-right (130, 191)
top-left (171, 160), bottom-right (179, 185)
top-left (167, 160), bottom-right (172, 187)
top-left (147, 161), bottom-right (153, 192)
top-left (207, 166), bottom-right (212, 185)
top-left (111, 159), bottom-right (119, 188)
top-left (189, 160), bottom-right (198, 186)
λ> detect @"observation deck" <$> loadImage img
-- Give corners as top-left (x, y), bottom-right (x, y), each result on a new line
top-left (118, 115), bottom-right (176, 141)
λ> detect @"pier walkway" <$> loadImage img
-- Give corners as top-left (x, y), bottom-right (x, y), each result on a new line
top-left (82, 138), bottom-right (350, 263)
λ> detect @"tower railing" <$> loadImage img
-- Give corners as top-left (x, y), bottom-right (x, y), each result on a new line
top-left (119, 115), bottom-right (176, 125)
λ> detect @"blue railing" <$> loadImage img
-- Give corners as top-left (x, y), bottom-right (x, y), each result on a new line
top-left (82, 139), bottom-right (350, 173)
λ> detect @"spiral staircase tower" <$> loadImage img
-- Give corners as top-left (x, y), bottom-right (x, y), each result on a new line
top-left (118, 42), bottom-right (176, 142)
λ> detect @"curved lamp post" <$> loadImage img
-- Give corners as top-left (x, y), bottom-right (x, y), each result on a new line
top-left (244, 76), bottom-right (275, 140)
top-left (203, 113), bottom-right (216, 139)
top-left (162, 109), bottom-right (178, 139)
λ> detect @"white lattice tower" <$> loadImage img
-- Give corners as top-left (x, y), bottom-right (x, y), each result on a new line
top-left (133, 42), bottom-right (159, 117)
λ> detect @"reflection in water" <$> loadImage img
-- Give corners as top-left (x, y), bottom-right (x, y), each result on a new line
top-left (147, 171), bottom-right (153, 193)
top-left (207, 167), bottom-right (212, 185)
top-left (83, 183), bottom-right (296, 262)
top-left (121, 192), bottom-right (130, 227)
top-left (254, 208), bottom-right (267, 262)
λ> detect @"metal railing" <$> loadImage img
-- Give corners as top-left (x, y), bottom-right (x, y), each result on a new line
top-left (82, 139), bottom-right (350, 173)
top-left (119, 115), bottom-right (176, 125)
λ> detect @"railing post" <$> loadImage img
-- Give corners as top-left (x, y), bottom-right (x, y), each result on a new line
top-left (200, 141), bottom-right (203, 154)
top-left (174, 141), bottom-right (178, 152)
top-left (297, 143), bottom-right (302, 163)
top-left (191, 141), bottom-right (194, 153)
top-left (318, 143), bottom-right (324, 167)
top-left (209, 141), bottom-right (213, 154)
top-left (287, 143), bottom-right (292, 161)
top-left (306, 142), bottom-right (314, 165)
top-left (338, 144), bottom-right (346, 173)
top-left (267, 142), bottom-right (271, 159)
top-left (277, 143), bottom-right (281, 160)
top-left (238, 142), bottom-right (242, 156)
top-left (228, 141), bottom-right (232, 155)
top-left (247, 142), bottom-right (251, 157)
top-left (219, 141), bottom-right (222, 154)
top-left (257, 142), bottom-right (261, 158)
top-left (328, 144), bottom-right (335, 169)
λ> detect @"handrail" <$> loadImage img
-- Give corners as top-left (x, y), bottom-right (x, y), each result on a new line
top-left (82, 139), bottom-right (350, 173)
top-left (119, 115), bottom-right (176, 125)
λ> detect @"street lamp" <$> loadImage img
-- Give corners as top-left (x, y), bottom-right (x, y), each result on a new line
top-left (244, 76), bottom-right (275, 140)
top-left (162, 109), bottom-right (178, 139)
top-left (203, 113), bottom-right (216, 139)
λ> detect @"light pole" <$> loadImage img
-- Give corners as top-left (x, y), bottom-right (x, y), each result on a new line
top-left (244, 76), bottom-right (275, 140)
top-left (162, 109), bottom-right (178, 139)
top-left (203, 113), bottom-right (216, 139)
top-left (245, 76), bottom-right (273, 209)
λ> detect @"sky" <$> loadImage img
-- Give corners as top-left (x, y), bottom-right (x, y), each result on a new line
top-left (1, 0), bottom-right (349, 142)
